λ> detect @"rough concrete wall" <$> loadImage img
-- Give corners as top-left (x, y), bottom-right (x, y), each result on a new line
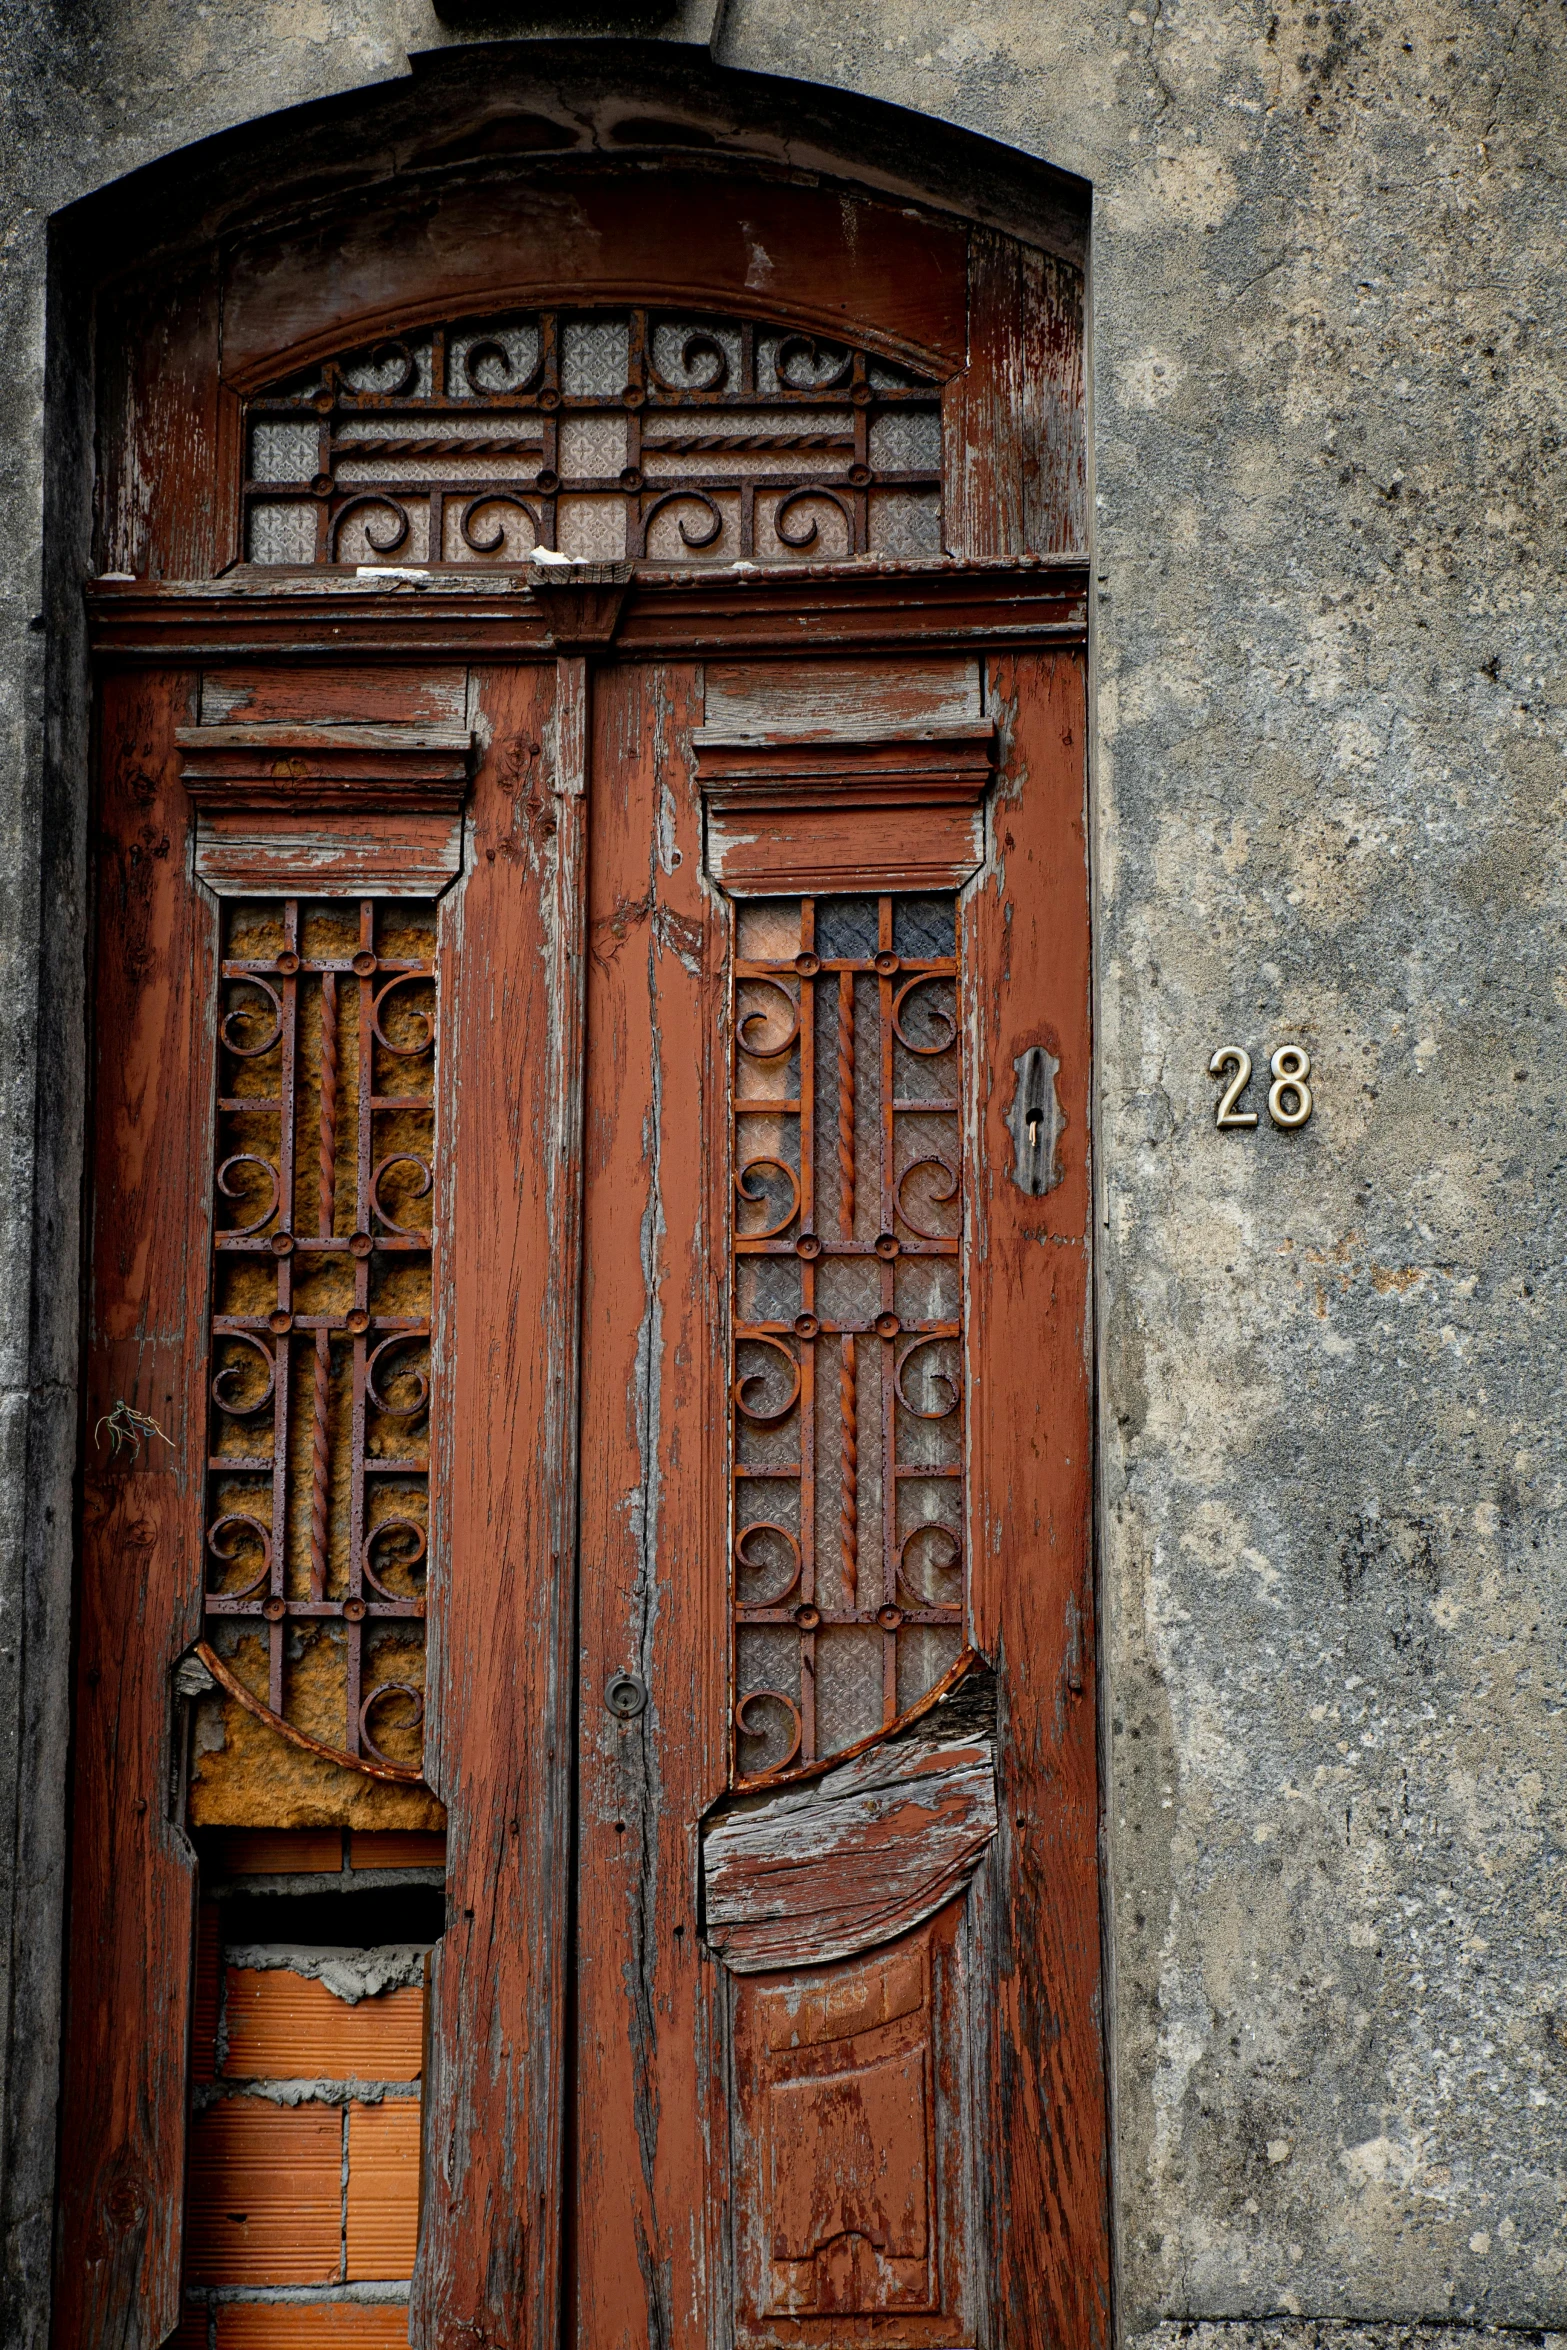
top-left (1, 3), bottom-right (1563, 2346)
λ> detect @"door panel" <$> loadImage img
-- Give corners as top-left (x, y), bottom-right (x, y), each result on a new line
top-left (567, 643), bottom-right (1100, 2350)
top-left (71, 147), bottom-right (1095, 2350)
top-left (730, 1908), bottom-right (971, 2342)
top-left (54, 668), bottom-right (207, 2350)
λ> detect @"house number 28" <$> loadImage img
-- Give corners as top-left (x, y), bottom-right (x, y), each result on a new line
top-left (1209, 1045), bottom-right (1313, 1131)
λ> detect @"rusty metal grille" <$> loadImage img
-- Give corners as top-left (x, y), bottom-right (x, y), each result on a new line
top-left (241, 309), bottom-right (942, 568)
top-left (730, 894), bottom-right (965, 1785)
top-left (200, 898), bottom-right (435, 1784)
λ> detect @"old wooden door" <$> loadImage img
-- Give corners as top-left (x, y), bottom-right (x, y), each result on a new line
top-left (551, 628), bottom-right (1100, 2350)
top-left (59, 165), bottom-right (1101, 2350)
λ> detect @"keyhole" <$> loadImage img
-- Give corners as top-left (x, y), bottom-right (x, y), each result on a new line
top-left (1027, 1109), bottom-right (1041, 1149)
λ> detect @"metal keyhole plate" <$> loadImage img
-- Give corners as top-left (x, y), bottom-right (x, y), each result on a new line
top-left (605, 1672), bottom-right (648, 1719)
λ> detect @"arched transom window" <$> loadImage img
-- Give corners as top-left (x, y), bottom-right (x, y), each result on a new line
top-left (243, 308), bottom-right (944, 568)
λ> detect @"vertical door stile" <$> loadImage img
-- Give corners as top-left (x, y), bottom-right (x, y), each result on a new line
top-left (54, 668), bottom-right (209, 2350)
top-left (967, 647), bottom-right (1104, 2349)
top-left (417, 653), bottom-right (590, 2350)
top-left (573, 657), bottom-right (728, 2350)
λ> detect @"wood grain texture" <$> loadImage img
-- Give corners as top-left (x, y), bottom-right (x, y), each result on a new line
top-left (52, 668), bottom-right (208, 2350)
top-left (703, 804), bottom-right (985, 896)
top-left (94, 263), bottom-right (222, 579)
top-left (704, 1728), bottom-right (997, 1972)
top-left (199, 667), bottom-right (468, 727)
top-left (966, 648), bottom-right (1105, 2350)
top-left (413, 660), bottom-right (578, 2350)
top-left (1022, 250), bottom-right (1089, 557)
top-left (729, 1908), bottom-right (975, 2348)
top-left (696, 718), bottom-right (993, 895)
top-left (219, 174), bottom-right (968, 391)
top-left (945, 229), bottom-right (1027, 561)
top-left (86, 563), bottom-right (1088, 667)
top-left (570, 657), bottom-right (728, 2350)
top-left (192, 816), bottom-right (464, 896)
top-left (945, 234), bottom-right (1088, 559)
top-left (178, 721), bottom-right (472, 891)
top-left (703, 657), bottom-right (981, 738)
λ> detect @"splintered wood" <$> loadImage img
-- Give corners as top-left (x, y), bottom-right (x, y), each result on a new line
top-left (703, 1724), bottom-right (998, 1970)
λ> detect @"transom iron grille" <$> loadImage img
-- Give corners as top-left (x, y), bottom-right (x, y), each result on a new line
top-left (242, 309), bottom-right (944, 568)
top-left (200, 897), bottom-right (435, 1785)
top-left (730, 893), bottom-right (965, 1785)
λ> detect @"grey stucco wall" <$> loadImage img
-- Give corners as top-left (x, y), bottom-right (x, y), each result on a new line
top-left (1, 2), bottom-right (1562, 2344)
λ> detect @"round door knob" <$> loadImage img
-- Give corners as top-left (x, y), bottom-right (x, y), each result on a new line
top-left (605, 1672), bottom-right (647, 1719)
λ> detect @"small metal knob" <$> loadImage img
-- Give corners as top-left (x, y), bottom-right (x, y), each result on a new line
top-left (605, 1672), bottom-right (647, 1719)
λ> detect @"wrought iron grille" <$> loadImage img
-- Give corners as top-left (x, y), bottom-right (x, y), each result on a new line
top-left (201, 897), bottom-right (435, 1783)
top-left (242, 309), bottom-right (943, 568)
top-left (730, 893), bottom-right (965, 1785)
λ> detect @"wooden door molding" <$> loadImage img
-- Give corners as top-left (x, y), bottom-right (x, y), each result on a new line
top-left (696, 723), bottom-right (994, 894)
top-left (86, 556), bottom-right (1089, 666)
top-left (53, 669), bottom-right (209, 2350)
top-left (176, 721), bottom-right (473, 892)
top-left (414, 655), bottom-right (593, 2350)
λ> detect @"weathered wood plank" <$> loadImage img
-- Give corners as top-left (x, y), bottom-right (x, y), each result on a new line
top-left (220, 176), bottom-right (968, 391)
top-left (1023, 248), bottom-right (1089, 556)
top-left (95, 261), bottom-right (223, 580)
top-left (704, 1726), bottom-right (998, 1972)
top-left (702, 656), bottom-right (981, 740)
top-left (570, 657), bottom-right (727, 2350)
top-left (85, 563), bottom-right (1090, 669)
top-left (967, 647), bottom-right (1104, 2350)
top-left (945, 227), bottom-right (1027, 560)
top-left (53, 668), bottom-right (208, 2350)
top-left (199, 666), bottom-right (468, 727)
top-left (413, 659), bottom-right (578, 2350)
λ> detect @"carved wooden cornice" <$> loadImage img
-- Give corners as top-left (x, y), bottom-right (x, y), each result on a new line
top-left (175, 722), bottom-right (473, 893)
top-left (88, 555), bottom-right (1088, 664)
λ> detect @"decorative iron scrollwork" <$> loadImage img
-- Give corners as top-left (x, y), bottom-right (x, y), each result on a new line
top-left (241, 306), bottom-right (942, 569)
top-left (729, 893), bottom-right (966, 1788)
top-left (200, 896), bottom-right (437, 1783)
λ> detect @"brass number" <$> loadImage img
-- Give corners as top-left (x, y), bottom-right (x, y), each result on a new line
top-left (1267, 1045), bottom-right (1313, 1129)
top-left (1210, 1043), bottom-right (1314, 1132)
top-left (1209, 1045), bottom-right (1258, 1128)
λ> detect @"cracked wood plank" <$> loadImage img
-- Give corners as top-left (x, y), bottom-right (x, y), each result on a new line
top-left (53, 667), bottom-right (207, 2350)
top-left (967, 647), bottom-right (1104, 2350)
top-left (571, 656), bottom-right (727, 2350)
top-left (703, 1724), bottom-right (998, 1972)
top-left (413, 659), bottom-right (580, 2350)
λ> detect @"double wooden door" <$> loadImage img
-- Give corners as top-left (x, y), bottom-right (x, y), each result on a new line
top-left (59, 579), bottom-right (1100, 2350)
